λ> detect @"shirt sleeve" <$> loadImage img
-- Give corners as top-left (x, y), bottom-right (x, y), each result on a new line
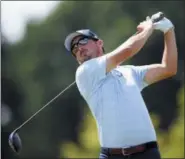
top-left (129, 65), bottom-right (150, 91)
top-left (75, 55), bottom-right (107, 98)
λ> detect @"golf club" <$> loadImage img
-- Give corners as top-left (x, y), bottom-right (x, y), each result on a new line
top-left (8, 12), bottom-right (165, 155)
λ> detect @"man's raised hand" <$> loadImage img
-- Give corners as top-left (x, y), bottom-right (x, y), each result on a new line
top-left (152, 12), bottom-right (174, 34)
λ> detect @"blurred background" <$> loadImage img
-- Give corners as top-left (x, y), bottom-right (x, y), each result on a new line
top-left (1, 1), bottom-right (184, 159)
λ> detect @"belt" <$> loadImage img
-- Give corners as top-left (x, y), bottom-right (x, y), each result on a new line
top-left (104, 141), bottom-right (158, 156)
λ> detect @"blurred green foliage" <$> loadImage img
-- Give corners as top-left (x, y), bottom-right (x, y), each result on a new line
top-left (2, 1), bottom-right (184, 158)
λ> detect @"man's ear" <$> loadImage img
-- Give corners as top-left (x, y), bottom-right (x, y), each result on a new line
top-left (97, 39), bottom-right (104, 47)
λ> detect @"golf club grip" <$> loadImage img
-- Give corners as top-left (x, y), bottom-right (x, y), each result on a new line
top-left (151, 12), bottom-right (164, 23)
top-left (135, 12), bottom-right (164, 35)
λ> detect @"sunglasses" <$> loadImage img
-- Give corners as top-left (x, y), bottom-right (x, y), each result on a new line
top-left (71, 36), bottom-right (97, 55)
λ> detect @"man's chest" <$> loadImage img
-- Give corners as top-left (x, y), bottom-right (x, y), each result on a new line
top-left (107, 69), bottom-right (136, 86)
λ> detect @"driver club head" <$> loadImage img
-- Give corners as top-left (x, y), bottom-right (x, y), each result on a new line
top-left (9, 130), bottom-right (22, 154)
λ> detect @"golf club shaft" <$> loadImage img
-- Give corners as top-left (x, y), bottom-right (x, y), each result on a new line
top-left (14, 81), bottom-right (76, 132)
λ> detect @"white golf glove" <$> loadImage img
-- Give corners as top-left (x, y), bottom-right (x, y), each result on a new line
top-left (151, 13), bottom-right (174, 34)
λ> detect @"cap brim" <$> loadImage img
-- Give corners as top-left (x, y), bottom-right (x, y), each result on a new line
top-left (64, 32), bottom-right (83, 52)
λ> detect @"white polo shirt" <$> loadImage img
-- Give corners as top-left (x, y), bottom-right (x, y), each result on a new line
top-left (75, 55), bottom-right (157, 148)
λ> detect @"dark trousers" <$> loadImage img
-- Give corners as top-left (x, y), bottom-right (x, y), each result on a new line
top-left (99, 147), bottom-right (161, 159)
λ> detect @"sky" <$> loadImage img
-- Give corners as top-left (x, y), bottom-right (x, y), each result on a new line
top-left (1, 1), bottom-right (60, 43)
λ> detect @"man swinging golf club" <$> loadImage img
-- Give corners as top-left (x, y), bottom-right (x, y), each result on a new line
top-left (64, 12), bottom-right (177, 159)
top-left (8, 11), bottom-right (177, 158)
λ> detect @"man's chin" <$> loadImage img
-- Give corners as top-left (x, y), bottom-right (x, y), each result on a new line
top-left (84, 56), bottom-right (92, 61)
top-left (79, 57), bottom-right (92, 64)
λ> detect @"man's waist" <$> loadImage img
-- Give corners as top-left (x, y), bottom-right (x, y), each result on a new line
top-left (99, 134), bottom-right (157, 148)
top-left (101, 141), bottom-right (158, 156)
top-left (98, 128), bottom-right (157, 147)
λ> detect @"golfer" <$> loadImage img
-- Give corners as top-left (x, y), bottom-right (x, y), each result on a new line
top-left (64, 14), bottom-right (177, 159)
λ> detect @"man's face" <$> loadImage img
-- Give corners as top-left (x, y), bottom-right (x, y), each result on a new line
top-left (71, 36), bottom-right (103, 64)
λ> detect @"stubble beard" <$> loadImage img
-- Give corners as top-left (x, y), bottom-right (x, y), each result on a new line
top-left (80, 56), bottom-right (92, 64)
top-left (80, 49), bottom-right (99, 64)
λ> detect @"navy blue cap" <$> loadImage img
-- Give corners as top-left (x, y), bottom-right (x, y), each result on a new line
top-left (64, 29), bottom-right (99, 52)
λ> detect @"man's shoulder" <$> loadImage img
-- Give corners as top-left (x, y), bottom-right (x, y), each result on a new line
top-left (76, 61), bottom-right (91, 77)
top-left (76, 57), bottom-right (105, 77)
top-left (75, 59), bottom-right (95, 81)
top-left (75, 64), bottom-right (86, 80)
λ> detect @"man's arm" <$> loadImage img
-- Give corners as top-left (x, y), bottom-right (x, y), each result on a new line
top-left (143, 28), bottom-right (178, 85)
top-left (105, 19), bottom-right (153, 73)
